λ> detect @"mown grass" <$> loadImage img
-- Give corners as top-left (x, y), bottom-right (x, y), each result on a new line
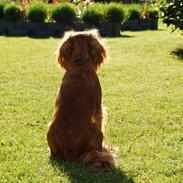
top-left (0, 24), bottom-right (183, 182)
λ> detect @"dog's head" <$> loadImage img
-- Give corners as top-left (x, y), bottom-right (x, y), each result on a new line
top-left (57, 30), bottom-right (106, 70)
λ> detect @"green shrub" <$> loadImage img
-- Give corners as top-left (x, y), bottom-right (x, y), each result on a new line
top-left (27, 3), bottom-right (47, 23)
top-left (148, 9), bottom-right (158, 19)
top-left (105, 3), bottom-right (124, 23)
top-left (0, 3), bottom-right (4, 19)
top-left (128, 9), bottom-right (141, 19)
top-left (4, 4), bottom-right (22, 21)
top-left (157, 0), bottom-right (183, 31)
top-left (127, 5), bottom-right (141, 20)
top-left (82, 4), bottom-right (104, 25)
top-left (51, 3), bottom-right (76, 24)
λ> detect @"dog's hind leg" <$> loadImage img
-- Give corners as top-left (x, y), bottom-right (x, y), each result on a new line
top-left (47, 125), bottom-right (61, 158)
top-left (93, 105), bottom-right (107, 133)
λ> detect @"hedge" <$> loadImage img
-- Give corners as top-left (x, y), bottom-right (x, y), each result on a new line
top-left (51, 3), bottom-right (76, 24)
top-left (4, 4), bottom-right (22, 21)
top-left (27, 3), bottom-right (47, 23)
top-left (0, 2), bottom-right (158, 25)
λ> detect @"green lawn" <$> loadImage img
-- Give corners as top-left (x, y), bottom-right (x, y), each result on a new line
top-left (0, 24), bottom-right (183, 183)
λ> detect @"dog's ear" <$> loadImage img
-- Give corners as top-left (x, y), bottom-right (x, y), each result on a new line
top-left (57, 38), bottom-right (72, 69)
top-left (89, 35), bottom-right (106, 70)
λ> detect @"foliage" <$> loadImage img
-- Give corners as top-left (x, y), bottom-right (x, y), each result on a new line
top-left (51, 3), bottom-right (76, 24)
top-left (157, 0), bottom-right (183, 30)
top-left (27, 3), bottom-right (47, 23)
top-left (82, 4), bottom-right (104, 25)
top-left (148, 9), bottom-right (159, 19)
top-left (4, 4), bottom-right (22, 21)
top-left (105, 3), bottom-right (125, 23)
top-left (127, 4), bottom-right (141, 19)
top-left (0, 3), bottom-right (4, 19)
top-left (0, 2), bottom-right (158, 24)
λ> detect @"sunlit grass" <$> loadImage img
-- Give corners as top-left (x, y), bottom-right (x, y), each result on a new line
top-left (0, 24), bottom-right (182, 182)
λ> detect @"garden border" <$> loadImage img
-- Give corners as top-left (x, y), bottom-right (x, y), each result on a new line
top-left (121, 18), bottom-right (158, 31)
top-left (0, 19), bottom-right (158, 37)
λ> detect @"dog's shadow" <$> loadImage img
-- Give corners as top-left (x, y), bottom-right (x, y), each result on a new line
top-left (49, 157), bottom-right (134, 183)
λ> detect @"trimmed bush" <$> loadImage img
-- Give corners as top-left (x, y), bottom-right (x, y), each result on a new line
top-left (4, 4), bottom-right (22, 21)
top-left (106, 3), bottom-right (124, 23)
top-left (148, 10), bottom-right (158, 19)
top-left (82, 5), bottom-right (104, 25)
top-left (27, 3), bottom-right (47, 23)
top-left (0, 0), bottom-right (7, 20)
top-left (128, 9), bottom-right (141, 19)
top-left (51, 3), bottom-right (76, 24)
top-left (0, 3), bottom-right (4, 19)
top-left (126, 4), bottom-right (143, 20)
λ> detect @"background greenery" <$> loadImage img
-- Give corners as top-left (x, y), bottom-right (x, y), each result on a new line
top-left (0, 23), bottom-right (182, 182)
top-left (51, 3), bottom-right (76, 24)
top-left (0, 0), bottom-right (158, 24)
top-left (157, 0), bottom-right (183, 31)
top-left (27, 3), bottom-right (47, 23)
top-left (3, 4), bottom-right (22, 21)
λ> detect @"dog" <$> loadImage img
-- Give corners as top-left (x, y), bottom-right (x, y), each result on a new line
top-left (47, 30), bottom-right (115, 172)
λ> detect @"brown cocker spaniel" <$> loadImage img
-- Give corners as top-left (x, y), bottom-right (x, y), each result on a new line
top-left (47, 30), bottom-right (115, 172)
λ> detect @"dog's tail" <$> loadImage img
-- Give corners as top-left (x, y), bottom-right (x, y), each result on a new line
top-left (78, 147), bottom-right (115, 172)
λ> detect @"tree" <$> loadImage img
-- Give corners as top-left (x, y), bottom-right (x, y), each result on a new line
top-left (158, 0), bottom-right (183, 30)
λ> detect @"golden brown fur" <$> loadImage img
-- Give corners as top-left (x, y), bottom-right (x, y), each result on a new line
top-left (47, 30), bottom-right (115, 172)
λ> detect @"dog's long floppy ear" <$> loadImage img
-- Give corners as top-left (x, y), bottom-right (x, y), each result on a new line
top-left (89, 34), bottom-right (106, 70)
top-left (57, 38), bottom-right (72, 69)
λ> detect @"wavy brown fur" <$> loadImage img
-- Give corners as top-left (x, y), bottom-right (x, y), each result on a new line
top-left (47, 30), bottom-right (115, 172)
